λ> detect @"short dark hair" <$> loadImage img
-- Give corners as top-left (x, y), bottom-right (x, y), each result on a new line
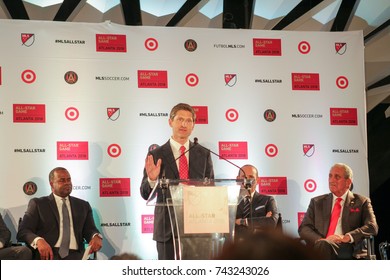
top-left (49, 167), bottom-right (68, 183)
top-left (169, 103), bottom-right (196, 121)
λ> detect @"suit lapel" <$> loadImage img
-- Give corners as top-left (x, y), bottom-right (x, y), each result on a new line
top-left (68, 196), bottom-right (77, 229)
top-left (322, 194), bottom-right (333, 234)
top-left (161, 141), bottom-right (179, 179)
top-left (341, 191), bottom-right (353, 233)
top-left (48, 193), bottom-right (60, 225)
top-left (188, 141), bottom-right (198, 178)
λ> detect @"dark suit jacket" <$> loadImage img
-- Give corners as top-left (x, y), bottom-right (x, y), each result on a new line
top-left (0, 214), bottom-right (11, 248)
top-left (298, 190), bottom-right (378, 257)
top-left (235, 191), bottom-right (278, 238)
top-left (140, 140), bottom-right (214, 242)
top-left (17, 193), bottom-right (100, 256)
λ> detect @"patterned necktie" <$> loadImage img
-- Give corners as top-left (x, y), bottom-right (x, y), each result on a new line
top-left (326, 197), bottom-right (342, 237)
top-left (59, 198), bottom-right (70, 258)
top-left (179, 146), bottom-right (188, 179)
top-left (242, 196), bottom-right (251, 219)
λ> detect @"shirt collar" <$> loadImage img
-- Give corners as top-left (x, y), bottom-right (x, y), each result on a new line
top-left (332, 190), bottom-right (348, 203)
top-left (53, 192), bottom-right (69, 203)
top-left (170, 137), bottom-right (189, 151)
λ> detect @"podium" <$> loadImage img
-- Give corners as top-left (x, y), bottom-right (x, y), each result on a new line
top-left (146, 179), bottom-right (247, 260)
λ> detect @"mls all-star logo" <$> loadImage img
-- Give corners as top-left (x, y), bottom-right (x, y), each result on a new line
top-left (224, 74), bottom-right (237, 87)
top-left (107, 108), bottom-right (120, 121)
top-left (335, 42), bottom-right (347, 55)
top-left (303, 144), bottom-right (315, 157)
top-left (21, 33), bottom-right (35, 47)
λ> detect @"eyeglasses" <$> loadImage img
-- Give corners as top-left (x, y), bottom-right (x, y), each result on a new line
top-left (174, 117), bottom-right (194, 125)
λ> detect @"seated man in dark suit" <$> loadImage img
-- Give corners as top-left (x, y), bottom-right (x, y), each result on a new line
top-left (17, 167), bottom-right (103, 260)
top-left (298, 163), bottom-right (378, 259)
top-left (235, 164), bottom-right (278, 242)
top-left (0, 213), bottom-right (31, 260)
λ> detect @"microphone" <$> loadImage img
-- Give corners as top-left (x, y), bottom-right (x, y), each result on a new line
top-left (194, 137), bottom-right (253, 190)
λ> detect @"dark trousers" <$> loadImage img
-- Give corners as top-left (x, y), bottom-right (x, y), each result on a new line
top-left (314, 239), bottom-right (354, 259)
top-left (0, 246), bottom-right (32, 260)
top-left (156, 238), bottom-right (175, 260)
top-left (33, 247), bottom-right (83, 260)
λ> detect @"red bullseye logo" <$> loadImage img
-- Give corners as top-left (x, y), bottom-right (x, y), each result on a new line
top-left (107, 144), bottom-right (121, 158)
top-left (298, 41), bottom-right (311, 54)
top-left (336, 76), bottom-right (348, 89)
top-left (225, 109), bottom-right (239, 122)
top-left (265, 144), bottom-right (278, 157)
top-left (185, 73), bottom-right (199, 87)
top-left (21, 69), bottom-right (36, 84)
top-left (65, 107), bottom-right (79, 121)
top-left (304, 179), bottom-right (317, 192)
top-left (145, 38), bottom-right (158, 51)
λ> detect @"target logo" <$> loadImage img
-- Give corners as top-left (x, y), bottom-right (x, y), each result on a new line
top-left (185, 73), bottom-right (199, 87)
top-left (225, 108), bottom-right (239, 122)
top-left (21, 69), bottom-right (36, 84)
top-left (145, 38), bottom-right (158, 51)
top-left (304, 179), bottom-right (317, 192)
top-left (298, 41), bottom-right (311, 54)
top-left (107, 144), bottom-right (122, 158)
top-left (65, 107), bottom-right (79, 121)
top-left (265, 144), bottom-right (278, 157)
top-left (336, 76), bottom-right (348, 89)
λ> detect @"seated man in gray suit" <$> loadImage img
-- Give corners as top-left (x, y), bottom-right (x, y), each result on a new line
top-left (17, 167), bottom-right (103, 260)
top-left (0, 213), bottom-right (31, 260)
top-left (298, 163), bottom-right (378, 259)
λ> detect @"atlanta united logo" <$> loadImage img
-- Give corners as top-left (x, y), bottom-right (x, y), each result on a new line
top-left (224, 74), bottom-right (237, 87)
top-left (23, 181), bottom-right (37, 195)
top-left (264, 109), bottom-right (276, 122)
top-left (148, 144), bottom-right (159, 152)
top-left (184, 39), bottom-right (197, 52)
top-left (303, 144), bottom-right (315, 157)
top-left (64, 71), bottom-right (78, 84)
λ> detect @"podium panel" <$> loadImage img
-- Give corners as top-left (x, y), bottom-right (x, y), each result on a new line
top-left (146, 179), bottom-right (249, 259)
top-left (166, 180), bottom-right (242, 259)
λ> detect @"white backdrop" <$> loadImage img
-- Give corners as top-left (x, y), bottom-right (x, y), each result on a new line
top-left (0, 20), bottom-right (368, 260)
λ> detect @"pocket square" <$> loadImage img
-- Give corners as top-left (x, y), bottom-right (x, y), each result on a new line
top-left (350, 207), bottom-right (360, 213)
top-left (255, 205), bottom-right (265, 211)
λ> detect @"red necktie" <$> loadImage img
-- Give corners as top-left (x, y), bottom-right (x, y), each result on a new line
top-left (179, 146), bottom-right (188, 179)
top-left (326, 197), bottom-right (342, 237)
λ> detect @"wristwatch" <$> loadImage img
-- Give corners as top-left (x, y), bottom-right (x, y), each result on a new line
top-left (95, 233), bottom-right (103, 239)
top-left (240, 219), bottom-right (245, 226)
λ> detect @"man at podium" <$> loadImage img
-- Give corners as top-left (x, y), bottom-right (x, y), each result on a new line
top-left (235, 164), bottom-right (278, 241)
top-left (140, 103), bottom-right (214, 260)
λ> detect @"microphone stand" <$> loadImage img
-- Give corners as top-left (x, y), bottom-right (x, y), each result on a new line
top-left (157, 139), bottom-right (198, 260)
top-left (160, 174), bottom-right (169, 259)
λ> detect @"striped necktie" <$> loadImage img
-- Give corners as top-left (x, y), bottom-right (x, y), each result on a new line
top-left (242, 196), bottom-right (251, 219)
